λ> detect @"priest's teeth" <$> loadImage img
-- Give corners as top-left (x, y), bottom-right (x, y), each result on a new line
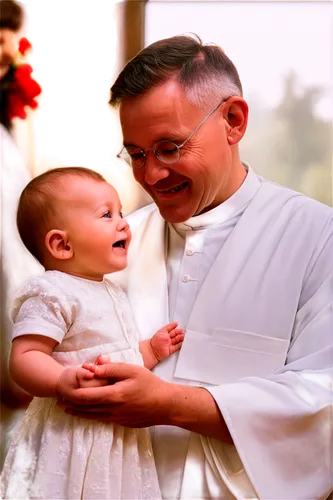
top-left (164, 183), bottom-right (186, 194)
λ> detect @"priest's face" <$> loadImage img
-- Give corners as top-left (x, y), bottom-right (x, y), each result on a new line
top-left (119, 79), bottom-right (245, 223)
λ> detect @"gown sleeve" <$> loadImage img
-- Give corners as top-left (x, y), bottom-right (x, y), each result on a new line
top-left (11, 276), bottom-right (73, 344)
top-left (207, 214), bottom-right (333, 499)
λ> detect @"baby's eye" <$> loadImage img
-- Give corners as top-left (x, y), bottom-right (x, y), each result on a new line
top-left (120, 212), bottom-right (123, 219)
top-left (102, 211), bottom-right (112, 218)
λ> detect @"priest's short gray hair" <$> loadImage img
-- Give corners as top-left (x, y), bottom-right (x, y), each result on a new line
top-left (110, 34), bottom-right (242, 112)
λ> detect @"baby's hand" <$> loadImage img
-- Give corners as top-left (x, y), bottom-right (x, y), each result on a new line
top-left (56, 365), bottom-right (108, 402)
top-left (150, 321), bottom-right (185, 362)
top-left (78, 363), bottom-right (109, 388)
top-left (79, 355), bottom-right (112, 388)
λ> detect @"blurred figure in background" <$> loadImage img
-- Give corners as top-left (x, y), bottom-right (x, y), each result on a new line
top-left (0, 0), bottom-right (42, 469)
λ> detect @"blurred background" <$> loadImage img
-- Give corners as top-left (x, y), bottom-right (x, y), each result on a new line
top-left (1, 0), bottom-right (332, 470)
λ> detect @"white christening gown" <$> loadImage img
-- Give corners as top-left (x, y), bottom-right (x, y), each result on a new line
top-left (0, 271), bottom-right (161, 500)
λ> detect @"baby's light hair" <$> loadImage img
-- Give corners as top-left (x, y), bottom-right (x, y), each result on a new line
top-left (17, 166), bottom-right (106, 265)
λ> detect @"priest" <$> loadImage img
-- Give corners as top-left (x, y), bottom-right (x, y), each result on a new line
top-left (59, 34), bottom-right (332, 500)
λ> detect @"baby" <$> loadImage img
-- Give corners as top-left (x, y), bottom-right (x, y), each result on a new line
top-left (0, 166), bottom-right (184, 500)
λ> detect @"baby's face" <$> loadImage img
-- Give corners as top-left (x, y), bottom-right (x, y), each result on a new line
top-left (57, 176), bottom-right (131, 280)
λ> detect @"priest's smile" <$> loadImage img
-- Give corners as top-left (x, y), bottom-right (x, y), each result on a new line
top-left (157, 182), bottom-right (189, 199)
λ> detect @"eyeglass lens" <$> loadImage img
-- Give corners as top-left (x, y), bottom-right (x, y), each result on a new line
top-left (124, 141), bottom-right (180, 168)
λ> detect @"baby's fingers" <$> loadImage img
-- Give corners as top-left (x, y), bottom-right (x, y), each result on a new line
top-left (82, 362), bottom-right (96, 373)
top-left (169, 327), bottom-right (185, 339)
top-left (77, 366), bottom-right (95, 382)
top-left (94, 354), bottom-right (112, 365)
top-left (161, 321), bottom-right (179, 333)
top-left (169, 339), bottom-right (184, 354)
top-left (173, 333), bottom-right (185, 344)
top-left (77, 366), bottom-right (109, 388)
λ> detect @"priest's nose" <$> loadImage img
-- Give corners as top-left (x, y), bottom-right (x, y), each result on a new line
top-left (141, 155), bottom-right (171, 186)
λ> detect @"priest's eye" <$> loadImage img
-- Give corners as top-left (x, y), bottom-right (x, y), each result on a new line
top-left (102, 211), bottom-right (112, 218)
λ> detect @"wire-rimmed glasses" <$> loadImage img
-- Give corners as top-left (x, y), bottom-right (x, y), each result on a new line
top-left (117, 96), bottom-right (231, 169)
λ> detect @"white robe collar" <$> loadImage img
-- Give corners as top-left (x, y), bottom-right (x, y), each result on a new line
top-left (172, 162), bottom-right (259, 232)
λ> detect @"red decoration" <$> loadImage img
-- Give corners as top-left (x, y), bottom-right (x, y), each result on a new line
top-left (18, 37), bottom-right (32, 56)
top-left (7, 64), bottom-right (42, 120)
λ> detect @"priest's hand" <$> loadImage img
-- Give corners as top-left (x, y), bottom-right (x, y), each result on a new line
top-left (58, 361), bottom-right (172, 427)
top-left (57, 358), bottom-right (233, 443)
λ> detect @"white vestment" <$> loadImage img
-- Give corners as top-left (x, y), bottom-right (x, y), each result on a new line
top-left (112, 170), bottom-right (333, 500)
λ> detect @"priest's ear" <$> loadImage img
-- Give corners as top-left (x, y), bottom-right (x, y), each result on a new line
top-left (45, 229), bottom-right (73, 260)
top-left (222, 96), bottom-right (248, 145)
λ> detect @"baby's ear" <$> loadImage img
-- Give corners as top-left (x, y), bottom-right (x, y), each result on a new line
top-left (45, 229), bottom-right (73, 260)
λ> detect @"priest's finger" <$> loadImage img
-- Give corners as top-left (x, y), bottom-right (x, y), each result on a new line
top-left (93, 361), bottom-right (143, 380)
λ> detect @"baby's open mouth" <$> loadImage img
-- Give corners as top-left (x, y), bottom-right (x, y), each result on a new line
top-left (113, 240), bottom-right (125, 249)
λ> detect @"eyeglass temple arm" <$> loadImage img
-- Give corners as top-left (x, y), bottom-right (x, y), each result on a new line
top-left (178, 97), bottom-right (229, 149)
top-left (117, 96), bottom-right (230, 155)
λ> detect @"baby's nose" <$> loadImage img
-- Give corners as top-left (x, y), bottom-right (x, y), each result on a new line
top-left (117, 217), bottom-right (129, 231)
